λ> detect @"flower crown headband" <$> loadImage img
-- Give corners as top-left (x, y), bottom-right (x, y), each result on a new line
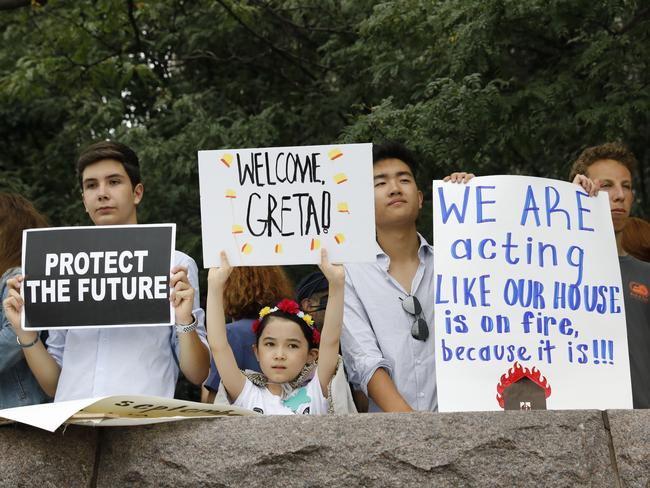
top-left (251, 298), bottom-right (321, 345)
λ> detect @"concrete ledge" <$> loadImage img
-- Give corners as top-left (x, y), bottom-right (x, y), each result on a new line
top-left (607, 409), bottom-right (650, 488)
top-left (0, 410), bottom-right (647, 487)
top-left (0, 423), bottom-right (97, 487)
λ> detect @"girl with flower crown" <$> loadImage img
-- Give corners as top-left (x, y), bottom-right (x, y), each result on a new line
top-left (207, 249), bottom-right (345, 414)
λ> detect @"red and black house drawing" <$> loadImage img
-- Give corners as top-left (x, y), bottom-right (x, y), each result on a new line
top-left (496, 362), bottom-right (552, 410)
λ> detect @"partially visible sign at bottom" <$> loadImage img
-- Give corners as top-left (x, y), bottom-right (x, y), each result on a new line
top-left (0, 395), bottom-right (257, 432)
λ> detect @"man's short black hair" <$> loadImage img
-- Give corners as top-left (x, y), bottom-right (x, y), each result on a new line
top-left (77, 140), bottom-right (141, 189)
top-left (372, 141), bottom-right (419, 178)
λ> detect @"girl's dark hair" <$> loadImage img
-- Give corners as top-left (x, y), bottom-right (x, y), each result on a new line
top-left (255, 311), bottom-right (319, 349)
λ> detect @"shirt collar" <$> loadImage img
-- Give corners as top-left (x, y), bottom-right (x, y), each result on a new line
top-left (375, 233), bottom-right (432, 270)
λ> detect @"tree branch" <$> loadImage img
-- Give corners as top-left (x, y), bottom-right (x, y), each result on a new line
top-left (126, 0), bottom-right (143, 54)
top-left (616, 7), bottom-right (650, 35)
top-left (214, 0), bottom-right (318, 81)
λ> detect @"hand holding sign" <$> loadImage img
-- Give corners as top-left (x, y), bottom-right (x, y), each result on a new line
top-left (317, 248), bottom-right (344, 288)
top-left (2, 275), bottom-right (27, 337)
top-left (443, 172), bottom-right (476, 183)
top-left (207, 252), bottom-right (233, 290)
top-left (170, 265), bottom-right (195, 325)
top-left (571, 174), bottom-right (600, 197)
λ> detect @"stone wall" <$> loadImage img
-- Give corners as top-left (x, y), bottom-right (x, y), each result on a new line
top-left (1, 410), bottom-right (648, 487)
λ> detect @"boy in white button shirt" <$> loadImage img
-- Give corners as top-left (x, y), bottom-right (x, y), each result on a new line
top-left (3, 141), bottom-right (210, 401)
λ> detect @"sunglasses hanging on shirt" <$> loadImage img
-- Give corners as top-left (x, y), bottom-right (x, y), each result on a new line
top-left (400, 294), bottom-right (429, 341)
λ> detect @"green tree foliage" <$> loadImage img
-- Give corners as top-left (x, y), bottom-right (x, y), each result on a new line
top-left (1, 0), bottom-right (648, 249)
top-left (339, 0), bottom-right (650, 226)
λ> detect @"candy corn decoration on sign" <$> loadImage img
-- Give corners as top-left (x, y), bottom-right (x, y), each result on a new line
top-left (333, 173), bottom-right (348, 184)
top-left (328, 148), bottom-right (343, 160)
top-left (337, 202), bottom-right (350, 214)
top-left (198, 144), bottom-right (375, 266)
top-left (220, 153), bottom-right (233, 168)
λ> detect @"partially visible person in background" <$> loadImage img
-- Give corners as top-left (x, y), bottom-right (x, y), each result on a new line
top-left (622, 216), bottom-right (650, 262)
top-left (0, 193), bottom-right (50, 408)
top-left (296, 271), bottom-right (328, 332)
top-left (570, 142), bottom-right (650, 408)
top-left (202, 265), bottom-right (293, 403)
top-left (297, 270), bottom-right (368, 412)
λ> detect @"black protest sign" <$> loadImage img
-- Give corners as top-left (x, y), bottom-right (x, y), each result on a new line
top-left (21, 224), bottom-right (175, 330)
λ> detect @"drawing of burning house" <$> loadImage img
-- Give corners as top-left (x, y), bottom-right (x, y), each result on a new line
top-left (496, 362), bottom-right (552, 410)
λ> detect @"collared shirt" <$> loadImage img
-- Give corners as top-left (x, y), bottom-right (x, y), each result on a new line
top-left (47, 251), bottom-right (207, 402)
top-left (341, 234), bottom-right (437, 412)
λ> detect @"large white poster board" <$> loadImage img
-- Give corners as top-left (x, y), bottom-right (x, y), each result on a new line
top-left (432, 176), bottom-right (632, 411)
top-left (198, 144), bottom-right (375, 266)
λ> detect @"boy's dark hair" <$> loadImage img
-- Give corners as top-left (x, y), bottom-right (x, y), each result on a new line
top-left (373, 141), bottom-right (419, 178)
top-left (77, 141), bottom-right (141, 189)
top-left (569, 142), bottom-right (637, 181)
top-left (255, 311), bottom-right (319, 349)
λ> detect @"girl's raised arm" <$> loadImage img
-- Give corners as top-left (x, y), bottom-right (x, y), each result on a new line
top-left (206, 252), bottom-right (246, 401)
top-left (315, 248), bottom-right (345, 396)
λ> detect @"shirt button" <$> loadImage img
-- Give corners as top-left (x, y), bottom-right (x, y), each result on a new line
top-left (418, 392), bottom-right (424, 398)
top-left (415, 359), bottom-right (421, 365)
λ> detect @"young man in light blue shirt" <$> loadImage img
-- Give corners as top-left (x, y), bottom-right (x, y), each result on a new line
top-left (341, 142), bottom-right (471, 412)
